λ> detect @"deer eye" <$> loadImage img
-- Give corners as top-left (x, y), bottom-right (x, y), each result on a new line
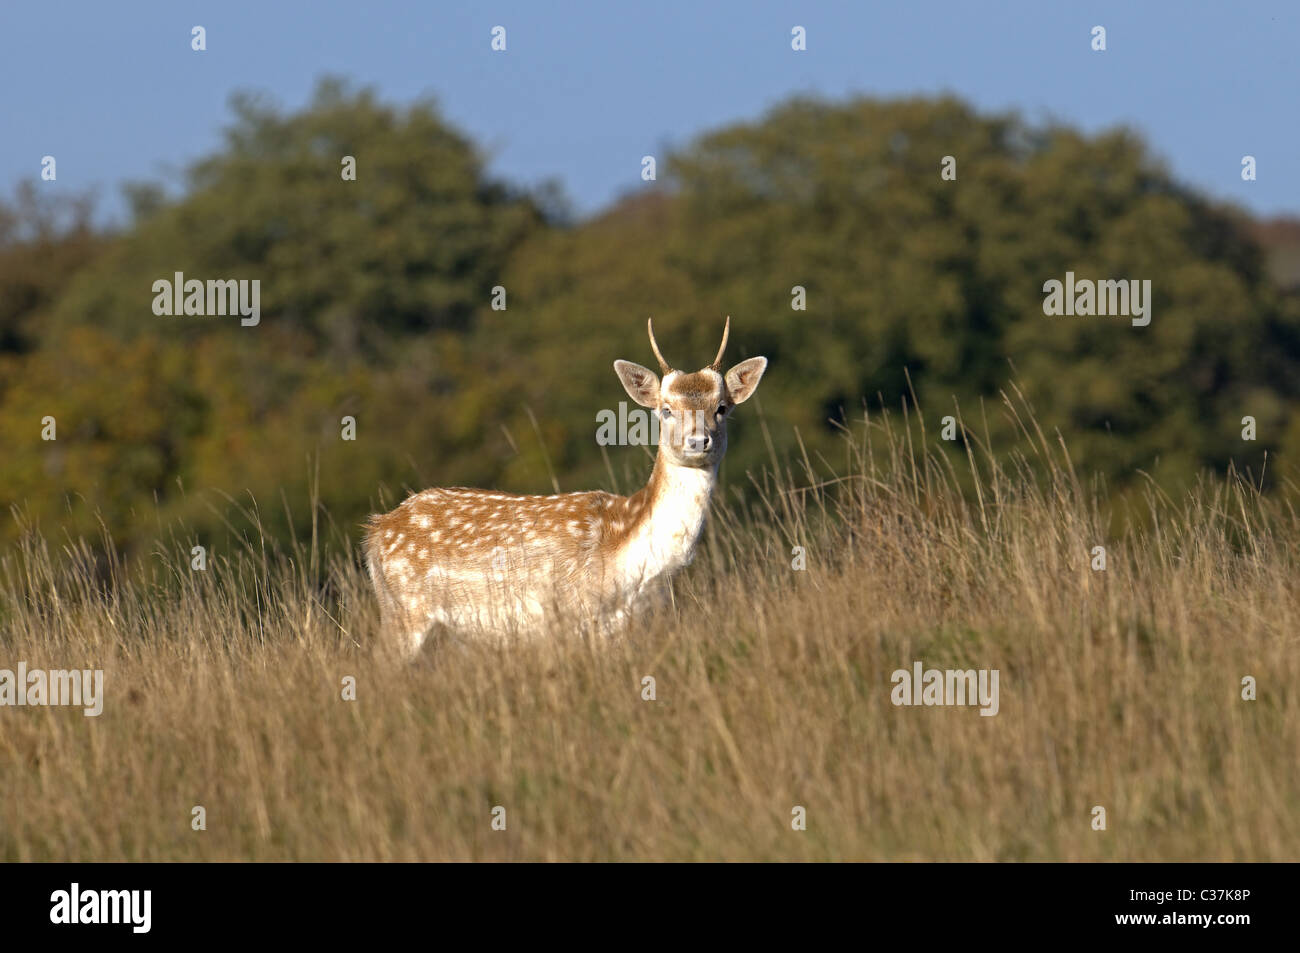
top-left (716, 404), bottom-right (727, 417)
top-left (660, 407), bottom-right (673, 420)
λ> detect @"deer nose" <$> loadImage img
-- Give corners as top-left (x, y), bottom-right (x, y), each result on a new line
top-left (685, 433), bottom-right (711, 453)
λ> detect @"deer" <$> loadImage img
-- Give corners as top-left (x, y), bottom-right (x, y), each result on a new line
top-left (363, 318), bottom-right (767, 658)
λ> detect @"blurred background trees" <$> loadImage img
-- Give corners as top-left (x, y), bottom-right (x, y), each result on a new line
top-left (3, 80), bottom-right (1299, 555)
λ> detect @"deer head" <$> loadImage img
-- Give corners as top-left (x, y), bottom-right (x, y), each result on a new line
top-left (613, 317), bottom-right (767, 469)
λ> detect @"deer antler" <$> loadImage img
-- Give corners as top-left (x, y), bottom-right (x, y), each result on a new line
top-left (709, 316), bottom-right (731, 371)
top-left (647, 318), bottom-right (672, 375)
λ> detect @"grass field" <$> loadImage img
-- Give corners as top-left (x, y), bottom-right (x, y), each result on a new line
top-left (2, 398), bottom-right (1297, 861)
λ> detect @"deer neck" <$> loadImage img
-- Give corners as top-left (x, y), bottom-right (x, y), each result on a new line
top-left (616, 453), bottom-right (717, 582)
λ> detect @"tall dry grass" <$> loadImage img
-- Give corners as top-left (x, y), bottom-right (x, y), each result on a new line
top-left (1, 394), bottom-right (1297, 861)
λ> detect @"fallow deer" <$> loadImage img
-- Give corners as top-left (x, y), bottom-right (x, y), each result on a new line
top-left (364, 318), bottom-right (767, 657)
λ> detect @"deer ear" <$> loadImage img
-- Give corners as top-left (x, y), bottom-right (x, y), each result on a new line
top-left (614, 360), bottom-right (661, 408)
top-left (724, 356), bottom-right (767, 404)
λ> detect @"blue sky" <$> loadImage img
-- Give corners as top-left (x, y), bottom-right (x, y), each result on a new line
top-left (2, 0), bottom-right (1296, 226)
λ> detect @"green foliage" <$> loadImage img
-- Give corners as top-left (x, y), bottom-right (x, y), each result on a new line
top-left (2, 79), bottom-right (544, 552)
top-left (45, 77), bottom-right (542, 353)
top-left (2, 86), bottom-right (1299, 555)
top-left (487, 96), bottom-right (1300, 502)
top-left (660, 97), bottom-right (1296, 493)
top-left (0, 183), bottom-right (102, 354)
